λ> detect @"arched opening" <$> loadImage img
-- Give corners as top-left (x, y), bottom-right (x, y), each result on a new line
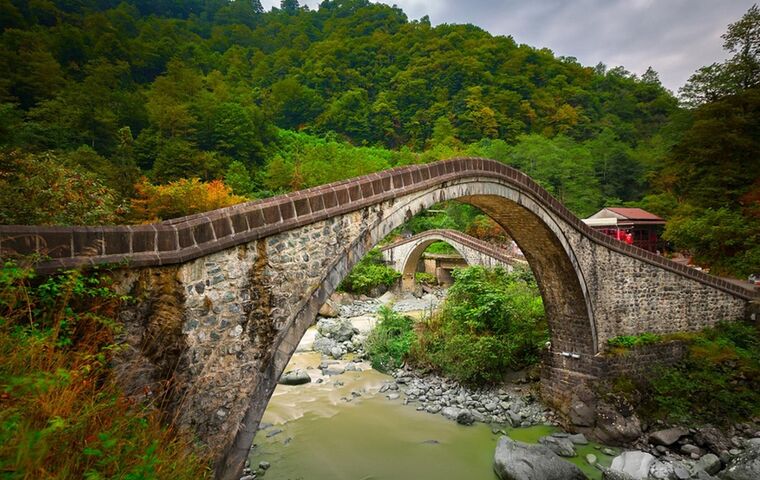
top-left (400, 238), bottom-right (471, 291)
top-left (218, 178), bottom-right (597, 480)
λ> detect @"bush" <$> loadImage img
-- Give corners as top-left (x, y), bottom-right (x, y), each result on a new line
top-left (410, 266), bottom-right (547, 385)
top-left (130, 177), bottom-right (246, 223)
top-left (0, 261), bottom-right (211, 479)
top-left (365, 306), bottom-right (416, 372)
top-left (415, 272), bottom-right (437, 285)
top-left (0, 150), bottom-right (121, 225)
top-left (339, 249), bottom-right (400, 295)
top-left (613, 321), bottom-right (760, 425)
top-left (607, 332), bottom-right (662, 351)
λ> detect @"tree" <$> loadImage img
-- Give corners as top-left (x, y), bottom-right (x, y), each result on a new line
top-left (224, 160), bottom-right (255, 197)
top-left (722, 4), bottom-right (760, 90)
top-left (680, 5), bottom-right (760, 105)
top-left (280, 0), bottom-right (300, 13)
top-left (0, 150), bottom-right (120, 225)
top-left (130, 177), bottom-right (245, 222)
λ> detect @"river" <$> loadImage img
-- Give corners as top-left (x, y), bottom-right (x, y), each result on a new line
top-left (248, 300), bottom-right (615, 480)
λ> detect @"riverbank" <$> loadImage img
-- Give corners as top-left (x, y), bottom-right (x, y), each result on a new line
top-left (241, 291), bottom-right (760, 480)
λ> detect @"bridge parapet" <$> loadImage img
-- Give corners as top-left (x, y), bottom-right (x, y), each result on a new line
top-left (1, 157), bottom-right (757, 480)
top-left (1, 158), bottom-right (755, 301)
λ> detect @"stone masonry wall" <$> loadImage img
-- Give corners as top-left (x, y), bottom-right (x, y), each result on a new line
top-left (2, 158), bottom-right (755, 480)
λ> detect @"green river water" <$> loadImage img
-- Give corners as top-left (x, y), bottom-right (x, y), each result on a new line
top-left (248, 351), bottom-right (615, 480)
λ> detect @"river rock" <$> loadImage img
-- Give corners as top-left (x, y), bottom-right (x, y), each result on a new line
top-left (318, 299), bottom-right (339, 318)
top-left (492, 436), bottom-right (587, 480)
top-left (317, 318), bottom-right (356, 342)
top-left (648, 459), bottom-right (675, 479)
top-left (693, 426), bottom-right (731, 455)
top-left (695, 453), bottom-right (721, 475)
top-left (278, 369), bottom-right (311, 385)
top-left (721, 441), bottom-right (760, 480)
top-left (601, 469), bottom-right (636, 480)
top-left (594, 403), bottom-right (642, 445)
top-left (539, 435), bottom-right (577, 457)
top-left (609, 451), bottom-right (655, 479)
top-left (313, 335), bottom-right (339, 357)
top-left (649, 427), bottom-right (688, 446)
top-left (569, 433), bottom-right (589, 445)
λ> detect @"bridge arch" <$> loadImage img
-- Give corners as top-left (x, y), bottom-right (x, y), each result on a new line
top-left (1, 158), bottom-right (753, 480)
top-left (217, 179), bottom-right (599, 479)
top-left (379, 229), bottom-right (525, 291)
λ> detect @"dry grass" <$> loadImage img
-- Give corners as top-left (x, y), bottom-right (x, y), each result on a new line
top-left (0, 261), bottom-right (211, 479)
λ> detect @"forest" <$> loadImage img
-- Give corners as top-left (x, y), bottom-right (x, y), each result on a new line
top-left (0, 0), bottom-right (757, 276)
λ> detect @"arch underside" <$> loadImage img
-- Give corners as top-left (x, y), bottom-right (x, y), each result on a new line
top-left (399, 236), bottom-right (473, 289)
top-left (217, 177), bottom-right (598, 479)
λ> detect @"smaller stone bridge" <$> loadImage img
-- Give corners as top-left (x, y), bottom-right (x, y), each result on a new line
top-left (379, 229), bottom-right (526, 290)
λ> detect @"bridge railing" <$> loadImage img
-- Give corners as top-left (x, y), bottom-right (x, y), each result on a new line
top-left (0, 157), bottom-right (756, 300)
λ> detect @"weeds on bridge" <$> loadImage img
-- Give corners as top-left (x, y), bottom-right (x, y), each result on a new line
top-left (610, 320), bottom-right (760, 425)
top-left (0, 261), bottom-right (211, 479)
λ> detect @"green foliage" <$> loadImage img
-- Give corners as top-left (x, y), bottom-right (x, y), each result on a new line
top-left (0, 0), bottom-right (676, 197)
top-left (0, 150), bottom-right (121, 225)
top-left (414, 272), bottom-right (437, 285)
top-left (411, 266), bottom-right (547, 385)
top-left (424, 242), bottom-right (457, 254)
top-left (663, 207), bottom-right (760, 277)
top-left (339, 249), bottom-right (401, 295)
top-left (224, 160), bottom-right (256, 198)
top-left (619, 321), bottom-right (760, 425)
top-left (0, 261), bottom-right (211, 478)
top-left (680, 5), bottom-right (759, 106)
top-left (365, 306), bottom-right (416, 372)
top-left (607, 333), bottom-right (662, 350)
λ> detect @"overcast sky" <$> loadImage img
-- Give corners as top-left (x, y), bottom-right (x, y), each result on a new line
top-left (260, 0), bottom-right (756, 92)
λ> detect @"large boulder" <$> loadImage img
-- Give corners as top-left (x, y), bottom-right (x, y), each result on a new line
top-left (593, 403), bottom-right (643, 445)
top-left (316, 318), bottom-right (356, 342)
top-left (609, 451), bottom-right (655, 480)
top-left (441, 407), bottom-right (474, 425)
top-left (539, 435), bottom-right (577, 457)
top-left (721, 441), bottom-right (760, 480)
top-left (278, 369), bottom-right (311, 386)
top-left (318, 299), bottom-right (339, 318)
top-left (493, 436), bottom-right (587, 480)
top-left (693, 426), bottom-right (731, 455)
top-left (649, 427), bottom-right (688, 446)
top-left (312, 335), bottom-right (340, 357)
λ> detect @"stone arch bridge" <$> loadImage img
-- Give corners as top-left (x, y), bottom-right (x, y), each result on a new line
top-left (1, 158), bottom-right (756, 480)
top-left (379, 228), bottom-right (527, 290)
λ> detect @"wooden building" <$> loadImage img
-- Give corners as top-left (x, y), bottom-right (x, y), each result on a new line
top-left (583, 207), bottom-right (665, 253)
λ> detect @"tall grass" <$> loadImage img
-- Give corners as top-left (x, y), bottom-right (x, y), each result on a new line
top-left (0, 261), bottom-right (211, 479)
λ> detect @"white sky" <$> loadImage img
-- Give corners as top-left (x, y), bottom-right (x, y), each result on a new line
top-left (259, 0), bottom-right (757, 92)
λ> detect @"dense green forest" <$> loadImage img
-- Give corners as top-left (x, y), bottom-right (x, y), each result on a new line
top-left (0, 0), bottom-right (758, 276)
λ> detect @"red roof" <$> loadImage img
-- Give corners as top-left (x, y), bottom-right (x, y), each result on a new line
top-left (606, 207), bottom-right (664, 221)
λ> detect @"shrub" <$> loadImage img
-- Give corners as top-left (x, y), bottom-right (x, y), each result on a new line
top-left (0, 150), bottom-right (121, 225)
top-left (0, 261), bottom-right (211, 479)
top-left (410, 266), bottom-right (547, 385)
top-left (415, 272), bottom-right (437, 285)
top-left (130, 177), bottom-right (246, 223)
top-left (612, 321), bottom-right (760, 425)
top-left (365, 306), bottom-right (416, 372)
top-left (607, 332), bottom-right (662, 350)
top-left (339, 249), bottom-right (400, 295)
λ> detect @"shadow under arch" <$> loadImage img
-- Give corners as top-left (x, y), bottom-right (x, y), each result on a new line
top-left (218, 178), bottom-right (597, 479)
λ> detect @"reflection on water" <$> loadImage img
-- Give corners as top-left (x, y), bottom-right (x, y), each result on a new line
top-left (250, 341), bottom-right (613, 480)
